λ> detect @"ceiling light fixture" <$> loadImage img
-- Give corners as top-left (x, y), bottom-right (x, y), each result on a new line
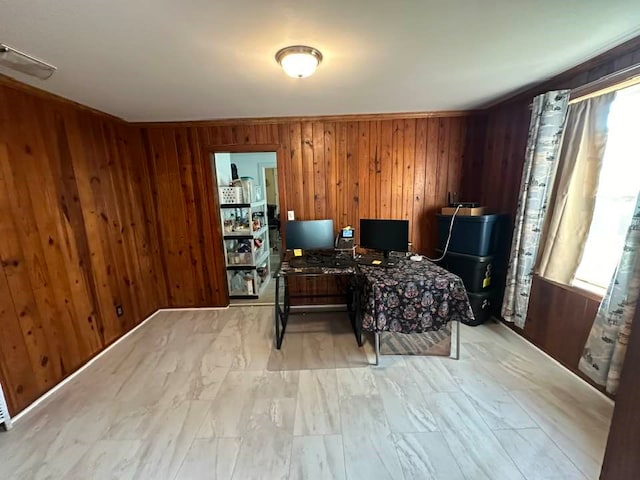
top-left (275, 45), bottom-right (323, 78)
top-left (0, 43), bottom-right (57, 80)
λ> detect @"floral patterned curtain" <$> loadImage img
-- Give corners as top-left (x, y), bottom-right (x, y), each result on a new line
top-left (502, 91), bottom-right (570, 328)
top-left (579, 192), bottom-right (640, 394)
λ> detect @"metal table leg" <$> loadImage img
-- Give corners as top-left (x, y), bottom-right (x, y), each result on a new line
top-left (453, 319), bottom-right (461, 360)
top-left (374, 332), bottom-right (380, 366)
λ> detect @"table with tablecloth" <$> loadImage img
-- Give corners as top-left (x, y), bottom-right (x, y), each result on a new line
top-left (358, 257), bottom-right (474, 362)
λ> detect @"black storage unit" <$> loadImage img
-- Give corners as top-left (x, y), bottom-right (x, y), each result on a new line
top-left (436, 214), bottom-right (501, 256)
top-left (465, 290), bottom-right (493, 326)
top-left (436, 213), bottom-right (509, 326)
top-left (436, 249), bottom-right (494, 292)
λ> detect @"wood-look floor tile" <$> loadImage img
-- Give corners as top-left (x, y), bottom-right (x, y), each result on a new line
top-left (510, 389), bottom-right (610, 479)
top-left (494, 428), bottom-right (587, 480)
top-left (65, 440), bottom-right (143, 480)
top-left (336, 367), bottom-right (379, 398)
top-left (373, 365), bottom-right (438, 433)
top-left (289, 435), bottom-right (346, 480)
top-left (127, 400), bottom-right (210, 480)
top-left (0, 309), bottom-right (613, 480)
top-left (197, 371), bottom-right (263, 438)
top-left (294, 369), bottom-right (341, 435)
top-left (393, 432), bottom-right (466, 480)
top-left (340, 395), bottom-right (404, 480)
top-left (404, 356), bottom-right (459, 394)
top-left (441, 426), bottom-right (526, 480)
top-left (301, 331), bottom-right (337, 369)
top-left (174, 437), bottom-right (242, 480)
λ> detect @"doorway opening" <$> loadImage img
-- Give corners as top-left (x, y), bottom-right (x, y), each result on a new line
top-left (212, 151), bottom-right (280, 305)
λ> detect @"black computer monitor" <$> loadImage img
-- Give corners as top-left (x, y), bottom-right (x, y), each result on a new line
top-left (285, 220), bottom-right (335, 250)
top-left (360, 219), bottom-right (409, 258)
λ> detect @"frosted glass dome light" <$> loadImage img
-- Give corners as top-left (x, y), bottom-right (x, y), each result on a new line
top-left (275, 46), bottom-right (323, 78)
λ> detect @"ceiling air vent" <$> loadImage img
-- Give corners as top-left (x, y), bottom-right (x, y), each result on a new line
top-left (0, 43), bottom-right (56, 80)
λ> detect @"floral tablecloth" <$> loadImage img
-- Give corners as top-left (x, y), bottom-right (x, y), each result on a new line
top-left (359, 257), bottom-right (474, 333)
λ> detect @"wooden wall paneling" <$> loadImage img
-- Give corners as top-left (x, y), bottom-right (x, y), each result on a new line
top-left (312, 122), bottom-right (327, 220)
top-left (95, 119), bottom-right (141, 331)
top-left (276, 123), bottom-right (291, 230)
top-left (289, 122), bottom-right (305, 220)
top-left (2, 97), bottom-right (75, 380)
top-left (146, 129), bottom-right (185, 305)
top-left (0, 97), bottom-right (62, 392)
top-left (25, 106), bottom-right (102, 364)
top-left (81, 114), bottom-right (133, 342)
top-left (391, 119), bottom-right (404, 220)
top-left (412, 119), bottom-right (428, 254)
top-left (402, 119), bottom-right (416, 240)
top-left (423, 119), bottom-right (440, 254)
top-left (369, 120), bottom-right (381, 219)
top-left (174, 127), bottom-right (207, 305)
top-left (192, 127), bottom-right (227, 304)
top-left (301, 122), bottom-right (315, 220)
top-left (52, 110), bottom-right (112, 349)
top-left (0, 147), bottom-right (51, 412)
top-left (138, 114), bottom-right (481, 307)
top-left (357, 121), bottom-right (371, 230)
top-left (117, 126), bottom-right (168, 313)
top-left (379, 120), bottom-right (393, 219)
top-left (0, 82), bottom-right (168, 414)
top-left (346, 122), bottom-right (359, 230)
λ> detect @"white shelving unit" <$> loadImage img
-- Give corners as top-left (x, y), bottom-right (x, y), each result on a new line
top-left (220, 200), bottom-right (271, 299)
top-left (0, 383), bottom-right (11, 431)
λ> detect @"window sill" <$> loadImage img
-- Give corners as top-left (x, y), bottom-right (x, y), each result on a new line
top-left (534, 274), bottom-right (604, 303)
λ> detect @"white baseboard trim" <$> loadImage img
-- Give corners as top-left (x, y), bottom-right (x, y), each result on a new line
top-left (493, 319), bottom-right (614, 405)
top-left (158, 306), bottom-right (230, 311)
top-left (12, 308), bottom-right (164, 424)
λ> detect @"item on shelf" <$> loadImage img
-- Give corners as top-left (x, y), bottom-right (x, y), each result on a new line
top-left (219, 186), bottom-right (243, 204)
top-left (252, 218), bottom-right (261, 231)
top-left (240, 176), bottom-right (254, 203)
top-left (255, 186), bottom-right (263, 201)
top-left (254, 238), bottom-right (263, 249)
top-left (230, 272), bottom-right (244, 293)
top-left (244, 275), bottom-right (255, 295)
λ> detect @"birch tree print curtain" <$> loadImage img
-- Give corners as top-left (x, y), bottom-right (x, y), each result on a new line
top-left (579, 192), bottom-right (640, 394)
top-left (502, 90), bottom-right (570, 328)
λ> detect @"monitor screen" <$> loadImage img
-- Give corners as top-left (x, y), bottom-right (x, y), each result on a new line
top-left (360, 219), bottom-right (409, 255)
top-left (285, 220), bottom-right (335, 250)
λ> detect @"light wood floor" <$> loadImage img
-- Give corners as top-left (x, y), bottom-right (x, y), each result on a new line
top-left (0, 307), bottom-right (613, 480)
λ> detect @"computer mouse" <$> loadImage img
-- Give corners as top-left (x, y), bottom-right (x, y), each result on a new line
top-left (410, 255), bottom-right (423, 261)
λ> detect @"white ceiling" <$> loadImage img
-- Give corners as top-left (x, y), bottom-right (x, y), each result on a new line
top-left (1, 0), bottom-right (640, 122)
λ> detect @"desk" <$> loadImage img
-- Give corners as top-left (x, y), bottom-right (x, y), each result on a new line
top-left (273, 251), bottom-right (360, 349)
top-left (359, 257), bottom-right (474, 363)
top-left (274, 253), bottom-right (474, 364)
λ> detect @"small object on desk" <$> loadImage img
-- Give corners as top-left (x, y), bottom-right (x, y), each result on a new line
top-left (372, 259), bottom-right (382, 265)
top-left (409, 254), bottom-right (423, 261)
top-left (441, 206), bottom-right (485, 216)
top-left (293, 248), bottom-right (303, 257)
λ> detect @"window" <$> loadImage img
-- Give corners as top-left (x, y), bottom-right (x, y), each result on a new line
top-left (572, 83), bottom-right (640, 295)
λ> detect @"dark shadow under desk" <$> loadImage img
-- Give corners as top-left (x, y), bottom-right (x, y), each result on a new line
top-left (273, 251), bottom-right (362, 350)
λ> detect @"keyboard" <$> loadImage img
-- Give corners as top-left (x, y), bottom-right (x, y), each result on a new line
top-left (355, 255), bottom-right (397, 268)
top-left (288, 251), bottom-right (355, 269)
